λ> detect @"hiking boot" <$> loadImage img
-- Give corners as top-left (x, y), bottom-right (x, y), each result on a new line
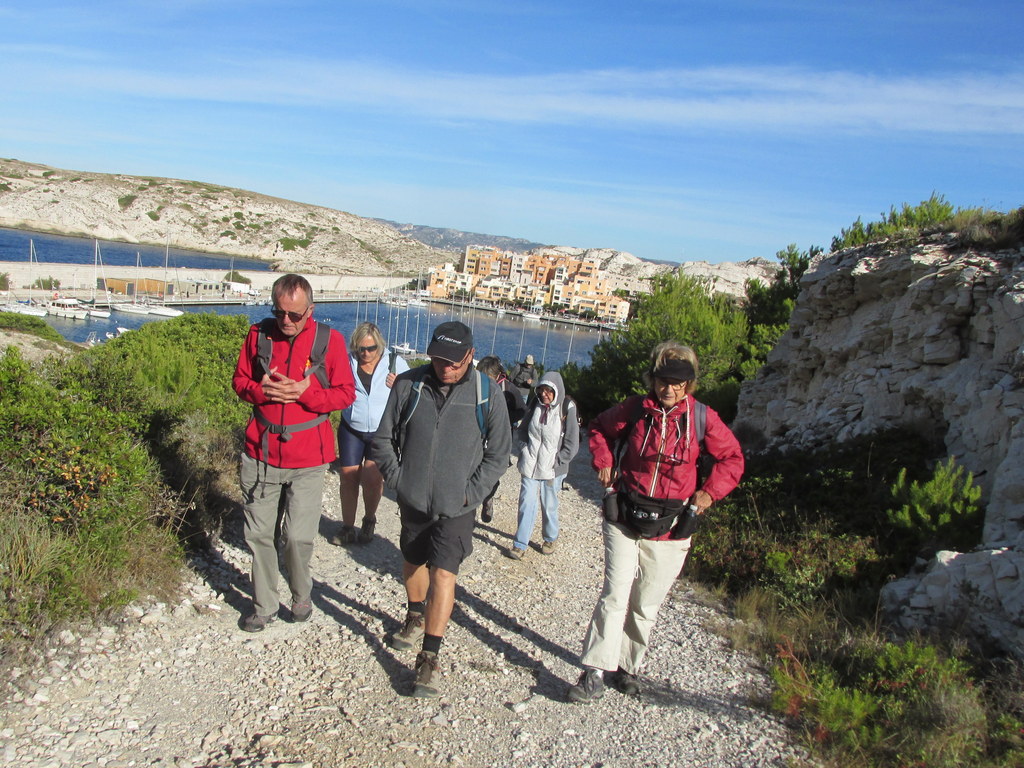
top-left (505, 546), bottom-right (525, 561)
top-left (240, 612), bottom-right (277, 633)
top-left (541, 540), bottom-right (557, 555)
top-left (610, 667), bottom-right (641, 696)
top-left (358, 516), bottom-right (376, 544)
top-left (328, 524), bottom-right (358, 546)
top-left (480, 499), bottom-right (493, 523)
top-left (567, 668), bottom-right (605, 703)
top-left (413, 651), bottom-right (441, 698)
top-left (291, 601), bottom-right (312, 623)
top-left (390, 611), bottom-right (425, 651)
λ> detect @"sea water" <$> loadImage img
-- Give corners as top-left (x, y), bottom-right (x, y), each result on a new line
top-left (1, 228), bottom-right (605, 369)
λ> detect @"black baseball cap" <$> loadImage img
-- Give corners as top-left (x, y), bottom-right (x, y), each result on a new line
top-left (427, 321), bottom-right (473, 362)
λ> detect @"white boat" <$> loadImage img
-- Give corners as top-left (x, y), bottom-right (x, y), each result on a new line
top-left (522, 312), bottom-right (543, 321)
top-left (407, 298), bottom-right (428, 307)
top-left (114, 251), bottom-right (151, 314)
top-left (113, 302), bottom-right (151, 315)
top-left (392, 342), bottom-right (415, 356)
top-left (87, 241), bottom-right (112, 317)
top-left (148, 235), bottom-right (183, 316)
top-left (147, 303), bottom-right (183, 317)
top-left (46, 297), bottom-right (90, 321)
top-left (0, 300), bottom-right (47, 317)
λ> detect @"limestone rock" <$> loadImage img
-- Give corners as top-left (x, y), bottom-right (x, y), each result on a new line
top-left (735, 234), bottom-right (1024, 653)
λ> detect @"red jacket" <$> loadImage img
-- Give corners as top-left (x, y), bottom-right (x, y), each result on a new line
top-left (589, 393), bottom-right (744, 504)
top-left (233, 318), bottom-right (355, 468)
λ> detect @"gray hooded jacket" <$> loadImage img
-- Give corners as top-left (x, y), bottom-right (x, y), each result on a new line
top-left (515, 370), bottom-right (580, 480)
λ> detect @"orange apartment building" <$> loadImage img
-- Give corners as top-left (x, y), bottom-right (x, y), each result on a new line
top-left (429, 245), bottom-right (633, 322)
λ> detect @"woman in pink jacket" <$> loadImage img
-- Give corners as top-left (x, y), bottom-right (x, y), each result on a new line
top-left (568, 341), bottom-right (744, 702)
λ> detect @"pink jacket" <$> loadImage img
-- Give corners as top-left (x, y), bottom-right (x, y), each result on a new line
top-left (589, 393), bottom-right (744, 503)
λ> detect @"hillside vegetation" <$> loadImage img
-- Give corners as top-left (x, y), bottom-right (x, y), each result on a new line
top-left (2, 198), bottom-right (1023, 767)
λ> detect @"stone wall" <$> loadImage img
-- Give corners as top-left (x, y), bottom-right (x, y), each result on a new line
top-left (734, 235), bottom-right (1024, 653)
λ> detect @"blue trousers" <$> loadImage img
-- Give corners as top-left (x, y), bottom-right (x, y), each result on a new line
top-left (513, 474), bottom-right (565, 551)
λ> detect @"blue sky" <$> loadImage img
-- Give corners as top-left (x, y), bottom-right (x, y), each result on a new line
top-left (1, 1), bottom-right (1021, 264)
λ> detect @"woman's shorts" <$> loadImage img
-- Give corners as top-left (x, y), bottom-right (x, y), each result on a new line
top-left (337, 420), bottom-right (374, 467)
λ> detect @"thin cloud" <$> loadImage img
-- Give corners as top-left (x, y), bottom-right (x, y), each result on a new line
top-left (18, 51), bottom-right (1021, 136)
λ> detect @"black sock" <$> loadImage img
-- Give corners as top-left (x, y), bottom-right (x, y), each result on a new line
top-left (408, 600), bottom-right (426, 615)
top-left (422, 633), bottom-right (443, 655)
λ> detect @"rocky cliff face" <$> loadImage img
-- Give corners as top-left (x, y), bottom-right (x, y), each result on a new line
top-left (735, 235), bottom-right (1024, 653)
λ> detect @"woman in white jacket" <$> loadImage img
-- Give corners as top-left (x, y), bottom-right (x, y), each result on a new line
top-left (330, 322), bottom-right (409, 545)
top-left (506, 370), bottom-right (579, 560)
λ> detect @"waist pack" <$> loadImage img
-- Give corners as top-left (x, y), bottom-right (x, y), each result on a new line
top-left (619, 490), bottom-right (686, 539)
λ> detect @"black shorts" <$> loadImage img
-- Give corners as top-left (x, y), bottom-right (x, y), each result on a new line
top-left (399, 505), bottom-right (475, 575)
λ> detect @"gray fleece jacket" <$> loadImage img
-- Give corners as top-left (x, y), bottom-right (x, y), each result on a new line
top-left (371, 363), bottom-right (511, 519)
top-left (515, 370), bottom-right (580, 480)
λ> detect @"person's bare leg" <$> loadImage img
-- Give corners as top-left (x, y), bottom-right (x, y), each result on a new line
top-left (424, 567), bottom-right (456, 637)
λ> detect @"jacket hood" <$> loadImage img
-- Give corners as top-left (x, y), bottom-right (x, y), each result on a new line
top-left (535, 370), bottom-right (565, 407)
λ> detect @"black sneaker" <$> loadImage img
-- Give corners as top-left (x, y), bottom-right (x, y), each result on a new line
top-left (240, 612), bottom-right (277, 633)
top-left (567, 668), bottom-right (605, 703)
top-left (328, 524), bottom-right (358, 546)
top-left (610, 668), bottom-right (641, 696)
top-left (358, 516), bottom-right (376, 544)
top-left (480, 499), bottom-right (493, 523)
top-left (389, 611), bottom-right (425, 651)
top-left (413, 651), bottom-right (440, 698)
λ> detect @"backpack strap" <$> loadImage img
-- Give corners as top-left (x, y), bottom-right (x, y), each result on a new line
top-left (255, 318), bottom-right (331, 388)
top-left (303, 322), bottom-right (332, 388)
top-left (693, 400), bottom-right (706, 446)
top-left (389, 346), bottom-right (398, 374)
top-left (475, 369), bottom-right (490, 439)
top-left (395, 367), bottom-right (490, 454)
top-left (613, 395), bottom-right (648, 472)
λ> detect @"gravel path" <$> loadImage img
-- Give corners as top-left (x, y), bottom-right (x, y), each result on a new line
top-left (1, 445), bottom-right (808, 768)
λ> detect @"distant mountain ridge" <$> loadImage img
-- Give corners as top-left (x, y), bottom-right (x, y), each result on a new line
top-left (0, 158), bottom-right (774, 294)
top-left (374, 219), bottom-right (546, 255)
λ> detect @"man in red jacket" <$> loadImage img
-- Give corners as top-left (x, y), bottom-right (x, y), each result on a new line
top-left (232, 274), bottom-right (355, 632)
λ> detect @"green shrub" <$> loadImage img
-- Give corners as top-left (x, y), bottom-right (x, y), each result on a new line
top-left (0, 312), bottom-right (63, 342)
top-left (0, 348), bottom-right (180, 638)
top-left (562, 272), bottom-right (748, 421)
top-left (279, 237), bottom-right (311, 251)
top-left (0, 272), bottom-right (9, 290)
top-left (225, 270), bottom-right (250, 284)
top-left (886, 458), bottom-right (983, 553)
top-left (31, 276), bottom-right (60, 290)
top-left (117, 194), bottom-right (137, 210)
top-left (773, 637), bottom-right (987, 767)
top-left (147, 211), bottom-right (160, 221)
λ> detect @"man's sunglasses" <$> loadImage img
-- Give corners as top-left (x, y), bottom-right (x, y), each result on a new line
top-left (271, 306), bottom-right (310, 323)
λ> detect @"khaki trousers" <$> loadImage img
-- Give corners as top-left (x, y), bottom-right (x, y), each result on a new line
top-left (580, 520), bottom-right (691, 674)
top-left (240, 453), bottom-right (327, 617)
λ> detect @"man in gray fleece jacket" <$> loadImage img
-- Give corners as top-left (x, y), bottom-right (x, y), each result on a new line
top-left (371, 321), bottom-right (510, 697)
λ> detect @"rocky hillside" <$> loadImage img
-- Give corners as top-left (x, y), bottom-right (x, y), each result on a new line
top-left (734, 233), bottom-right (1024, 655)
top-left (0, 158), bottom-right (775, 295)
top-left (0, 158), bottom-right (446, 276)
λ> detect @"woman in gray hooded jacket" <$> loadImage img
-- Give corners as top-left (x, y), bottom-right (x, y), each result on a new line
top-left (506, 370), bottom-right (579, 559)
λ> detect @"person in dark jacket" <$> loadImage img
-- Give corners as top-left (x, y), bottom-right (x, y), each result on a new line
top-left (509, 353), bottom-right (536, 399)
top-left (567, 341), bottom-right (744, 702)
top-left (371, 321), bottom-right (511, 697)
top-left (232, 274), bottom-right (356, 633)
top-left (475, 355), bottom-right (526, 523)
